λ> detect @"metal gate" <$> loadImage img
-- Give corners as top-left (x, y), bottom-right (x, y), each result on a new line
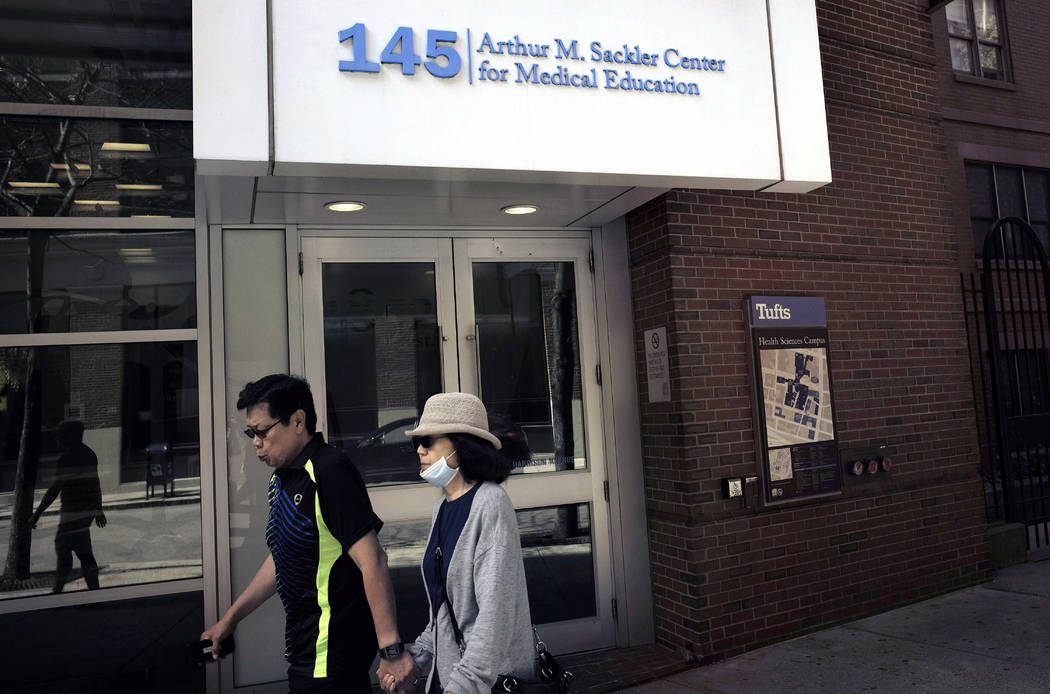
top-left (962, 216), bottom-right (1050, 551)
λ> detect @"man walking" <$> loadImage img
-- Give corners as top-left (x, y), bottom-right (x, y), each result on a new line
top-left (201, 374), bottom-right (415, 693)
top-left (30, 420), bottom-right (106, 593)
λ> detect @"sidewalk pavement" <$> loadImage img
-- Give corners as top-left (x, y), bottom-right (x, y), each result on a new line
top-left (617, 557), bottom-right (1050, 694)
top-left (0, 482), bottom-right (201, 522)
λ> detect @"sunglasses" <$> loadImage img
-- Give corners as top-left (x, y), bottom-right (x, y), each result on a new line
top-left (411, 435), bottom-right (442, 449)
top-left (243, 420), bottom-right (282, 440)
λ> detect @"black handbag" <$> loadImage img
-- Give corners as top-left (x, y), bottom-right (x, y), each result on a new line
top-left (489, 628), bottom-right (574, 693)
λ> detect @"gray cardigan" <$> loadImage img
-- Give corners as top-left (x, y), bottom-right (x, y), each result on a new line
top-left (408, 481), bottom-right (536, 694)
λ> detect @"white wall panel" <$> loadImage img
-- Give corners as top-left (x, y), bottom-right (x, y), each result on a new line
top-left (193, 0), bottom-right (270, 175)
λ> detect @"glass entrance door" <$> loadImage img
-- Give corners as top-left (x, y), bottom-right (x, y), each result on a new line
top-left (301, 235), bottom-right (614, 654)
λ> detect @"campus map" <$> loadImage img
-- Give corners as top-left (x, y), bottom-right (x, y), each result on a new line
top-left (760, 347), bottom-right (835, 451)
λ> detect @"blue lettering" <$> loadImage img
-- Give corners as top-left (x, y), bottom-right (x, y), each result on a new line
top-left (477, 32), bottom-right (500, 54)
top-left (663, 48), bottom-right (680, 68)
top-left (590, 41), bottom-right (603, 61)
top-left (516, 62), bottom-right (539, 83)
top-left (555, 38), bottom-right (580, 60)
top-left (603, 68), bottom-right (618, 88)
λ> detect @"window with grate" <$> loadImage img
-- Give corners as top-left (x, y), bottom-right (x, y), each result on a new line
top-left (998, 349), bottom-right (1050, 418)
top-left (967, 162), bottom-right (1050, 258)
top-left (946, 0), bottom-right (1010, 81)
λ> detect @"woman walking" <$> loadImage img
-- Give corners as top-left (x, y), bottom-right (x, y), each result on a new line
top-left (383, 392), bottom-right (535, 694)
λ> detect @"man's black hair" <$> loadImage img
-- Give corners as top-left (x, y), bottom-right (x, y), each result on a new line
top-left (446, 433), bottom-right (512, 483)
top-left (236, 374), bottom-right (317, 433)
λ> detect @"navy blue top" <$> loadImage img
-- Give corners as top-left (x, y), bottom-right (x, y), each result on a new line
top-left (422, 482), bottom-right (481, 694)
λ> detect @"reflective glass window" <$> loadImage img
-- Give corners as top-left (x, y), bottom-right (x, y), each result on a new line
top-left (0, 116), bottom-right (193, 218)
top-left (0, 1), bottom-right (191, 110)
top-left (0, 229), bottom-right (195, 333)
top-left (473, 261), bottom-right (587, 474)
top-left (967, 162), bottom-right (1050, 258)
top-left (0, 340), bottom-right (201, 599)
top-left (321, 262), bottom-right (441, 486)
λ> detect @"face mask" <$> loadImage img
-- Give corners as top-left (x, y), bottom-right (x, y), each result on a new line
top-left (420, 453), bottom-right (459, 487)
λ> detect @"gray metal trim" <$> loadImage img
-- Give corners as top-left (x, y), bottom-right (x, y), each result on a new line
top-left (0, 578), bottom-right (203, 615)
top-left (292, 226), bottom-right (591, 237)
top-left (0, 218), bottom-right (195, 230)
top-left (207, 224), bottom-right (235, 694)
top-left (0, 102), bottom-right (192, 122)
top-left (286, 226), bottom-right (304, 376)
top-left (195, 195), bottom-right (221, 694)
top-left (594, 218), bottom-right (655, 647)
top-left (0, 329), bottom-right (197, 347)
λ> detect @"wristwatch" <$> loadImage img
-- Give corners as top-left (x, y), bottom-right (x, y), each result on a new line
top-left (378, 641), bottom-right (404, 660)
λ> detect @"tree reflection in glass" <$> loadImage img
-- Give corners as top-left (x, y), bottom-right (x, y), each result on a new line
top-left (0, 117), bottom-right (193, 218)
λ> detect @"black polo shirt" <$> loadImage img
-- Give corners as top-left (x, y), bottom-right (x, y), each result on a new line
top-left (266, 433), bottom-right (383, 680)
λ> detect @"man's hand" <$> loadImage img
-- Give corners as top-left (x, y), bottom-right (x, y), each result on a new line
top-left (200, 619), bottom-right (234, 661)
top-left (200, 555), bottom-right (276, 662)
top-left (376, 651), bottom-right (418, 693)
top-left (95, 511), bottom-right (107, 528)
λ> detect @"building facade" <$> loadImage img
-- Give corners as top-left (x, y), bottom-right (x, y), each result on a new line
top-left (2, 1), bottom-right (1044, 692)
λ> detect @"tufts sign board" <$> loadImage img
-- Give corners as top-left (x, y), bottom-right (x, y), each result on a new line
top-left (194, 0), bottom-right (831, 192)
top-left (745, 296), bottom-right (843, 506)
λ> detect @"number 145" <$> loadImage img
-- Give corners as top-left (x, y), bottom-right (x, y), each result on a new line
top-left (338, 24), bottom-right (462, 79)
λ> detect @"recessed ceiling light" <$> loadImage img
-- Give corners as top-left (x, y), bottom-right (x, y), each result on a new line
top-left (51, 163), bottom-right (92, 171)
top-left (8, 181), bottom-right (60, 188)
top-left (116, 184), bottom-right (164, 191)
top-left (326, 201), bottom-right (367, 212)
top-left (131, 215), bottom-right (172, 218)
top-left (101, 142), bottom-right (151, 152)
top-left (501, 204), bottom-right (538, 215)
top-left (74, 199), bottom-right (120, 206)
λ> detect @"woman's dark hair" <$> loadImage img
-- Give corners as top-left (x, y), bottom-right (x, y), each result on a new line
top-left (446, 433), bottom-right (512, 483)
top-left (236, 374), bottom-right (317, 433)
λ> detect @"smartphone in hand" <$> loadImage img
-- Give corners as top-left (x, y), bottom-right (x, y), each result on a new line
top-left (188, 635), bottom-right (235, 665)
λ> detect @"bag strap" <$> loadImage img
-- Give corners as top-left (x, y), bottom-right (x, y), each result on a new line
top-left (435, 544), bottom-right (467, 655)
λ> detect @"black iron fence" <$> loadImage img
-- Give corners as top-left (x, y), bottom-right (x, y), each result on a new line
top-left (962, 217), bottom-right (1050, 551)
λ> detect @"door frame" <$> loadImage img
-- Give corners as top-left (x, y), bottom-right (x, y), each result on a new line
top-left (290, 224), bottom-right (653, 649)
top-left (299, 231), bottom-right (614, 653)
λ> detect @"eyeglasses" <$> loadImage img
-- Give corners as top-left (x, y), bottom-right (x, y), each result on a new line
top-left (244, 420), bottom-right (283, 440)
top-left (412, 435), bottom-right (440, 449)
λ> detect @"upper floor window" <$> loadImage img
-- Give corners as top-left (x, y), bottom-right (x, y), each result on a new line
top-left (0, 2), bottom-right (191, 109)
top-left (946, 0), bottom-right (1009, 81)
top-left (966, 162), bottom-right (1050, 258)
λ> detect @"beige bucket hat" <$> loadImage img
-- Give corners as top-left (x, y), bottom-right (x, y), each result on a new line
top-left (405, 392), bottom-right (502, 449)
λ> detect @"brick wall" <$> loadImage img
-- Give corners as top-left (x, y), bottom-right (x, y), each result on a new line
top-left (626, 0), bottom-right (989, 661)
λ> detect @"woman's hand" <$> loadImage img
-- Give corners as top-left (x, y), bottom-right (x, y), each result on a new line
top-left (379, 657), bottom-right (420, 694)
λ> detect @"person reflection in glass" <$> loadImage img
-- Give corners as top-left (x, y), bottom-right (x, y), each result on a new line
top-left (29, 420), bottom-right (107, 593)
